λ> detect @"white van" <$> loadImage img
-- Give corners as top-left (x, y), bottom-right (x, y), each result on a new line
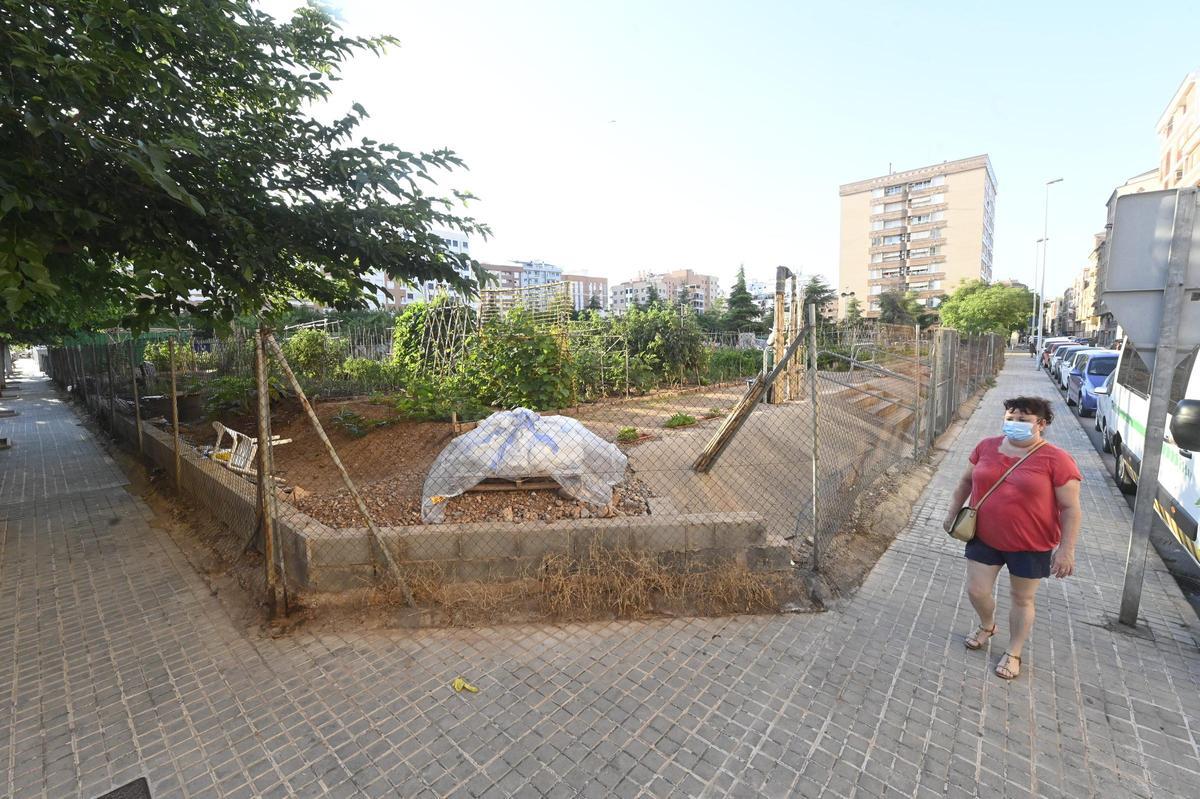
top-left (1103, 339), bottom-right (1200, 564)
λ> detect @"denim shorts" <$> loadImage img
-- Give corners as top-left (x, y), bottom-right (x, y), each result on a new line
top-left (964, 537), bottom-right (1052, 579)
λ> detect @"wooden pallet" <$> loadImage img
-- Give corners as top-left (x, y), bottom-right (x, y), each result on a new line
top-left (466, 476), bottom-right (559, 493)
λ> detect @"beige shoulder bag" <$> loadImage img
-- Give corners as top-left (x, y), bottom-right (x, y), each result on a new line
top-left (949, 440), bottom-right (1046, 542)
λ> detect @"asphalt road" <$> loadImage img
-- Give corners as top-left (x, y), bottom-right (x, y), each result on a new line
top-left (1039, 360), bottom-right (1200, 620)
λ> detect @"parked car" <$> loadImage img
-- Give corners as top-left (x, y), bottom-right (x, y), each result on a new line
top-left (1066, 350), bottom-right (1118, 415)
top-left (1105, 338), bottom-right (1200, 565)
top-left (1095, 370), bottom-right (1117, 452)
top-left (1051, 345), bottom-right (1092, 385)
top-left (1059, 348), bottom-right (1104, 391)
top-left (1039, 338), bottom-right (1073, 370)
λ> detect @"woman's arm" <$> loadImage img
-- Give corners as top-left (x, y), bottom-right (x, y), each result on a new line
top-left (942, 464), bottom-right (975, 532)
top-left (1051, 478), bottom-right (1082, 577)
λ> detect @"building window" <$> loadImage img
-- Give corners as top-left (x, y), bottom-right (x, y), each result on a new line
top-left (883, 234), bottom-right (904, 244)
top-left (910, 214), bottom-right (932, 225)
top-left (884, 185), bottom-right (903, 196)
top-left (883, 219), bottom-right (903, 229)
top-left (909, 178), bottom-right (932, 190)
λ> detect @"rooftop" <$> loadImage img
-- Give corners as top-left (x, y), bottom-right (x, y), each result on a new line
top-left (839, 154), bottom-right (995, 196)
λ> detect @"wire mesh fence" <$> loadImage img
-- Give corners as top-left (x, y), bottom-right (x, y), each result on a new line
top-left (43, 307), bottom-right (1003, 624)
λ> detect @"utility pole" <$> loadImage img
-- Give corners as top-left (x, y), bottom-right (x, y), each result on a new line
top-left (1033, 178), bottom-right (1064, 357)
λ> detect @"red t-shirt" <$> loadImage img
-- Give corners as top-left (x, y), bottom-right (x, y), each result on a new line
top-left (968, 437), bottom-right (1082, 552)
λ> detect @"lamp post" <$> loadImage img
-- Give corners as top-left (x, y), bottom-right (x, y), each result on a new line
top-left (1030, 237), bottom-right (1045, 363)
top-left (1033, 178), bottom-right (1064, 359)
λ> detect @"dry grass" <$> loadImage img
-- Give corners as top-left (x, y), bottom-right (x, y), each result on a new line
top-left (539, 545), bottom-right (780, 620)
top-left (359, 545), bottom-right (784, 627)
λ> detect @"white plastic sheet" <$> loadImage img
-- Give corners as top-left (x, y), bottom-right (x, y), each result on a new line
top-left (421, 408), bottom-right (628, 523)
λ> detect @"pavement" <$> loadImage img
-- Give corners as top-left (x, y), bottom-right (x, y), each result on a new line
top-left (2, 356), bottom-right (1199, 798)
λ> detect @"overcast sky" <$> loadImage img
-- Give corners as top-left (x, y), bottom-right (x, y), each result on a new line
top-left (261, 0), bottom-right (1196, 297)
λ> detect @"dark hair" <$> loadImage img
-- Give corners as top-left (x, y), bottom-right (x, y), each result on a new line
top-left (1003, 396), bottom-right (1053, 424)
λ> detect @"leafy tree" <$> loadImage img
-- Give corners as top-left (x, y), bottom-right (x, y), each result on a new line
top-left (723, 266), bottom-right (760, 332)
top-left (644, 285), bottom-right (662, 309)
top-left (673, 285), bottom-right (691, 309)
top-left (938, 280), bottom-right (1037, 335)
top-left (878, 291), bottom-right (925, 325)
top-left (844, 297), bottom-right (864, 326)
top-left (587, 293), bottom-right (603, 311)
top-left (1, 0), bottom-right (489, 339)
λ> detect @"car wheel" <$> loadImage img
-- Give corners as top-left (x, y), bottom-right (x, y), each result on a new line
top-left (1114, 446), bottom-right (1137, 495)
top-left (1102, 429), bottom-right (1112, 453)
top-left (1094, 415), bottom-right (1102, 431)
top-left (1066, 393), bottom-right (1076, 407)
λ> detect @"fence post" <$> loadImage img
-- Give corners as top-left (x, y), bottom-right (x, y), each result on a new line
top-left (129, 338), bottom-right (143, 454)
top-left (106, 340), bottom-right (117, 434)
top-left (255, 327), bottom-right (280, 618)
top-left (807, 302), bottom-right (820, 572)
top-left (168, 337), bottom-right (182, 490)
top-left (912, 324), bottom-right (922, 459)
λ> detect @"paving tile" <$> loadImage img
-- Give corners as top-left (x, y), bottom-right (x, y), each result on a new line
top-left (3, 357), bottom-right (1199, 798)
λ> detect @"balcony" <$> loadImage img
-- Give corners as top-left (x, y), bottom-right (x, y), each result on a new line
top-left (869, 209), bottom-right (907, 223)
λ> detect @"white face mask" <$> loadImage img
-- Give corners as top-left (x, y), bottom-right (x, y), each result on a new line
top-left (1002, 420), bottom-right (1036, 442)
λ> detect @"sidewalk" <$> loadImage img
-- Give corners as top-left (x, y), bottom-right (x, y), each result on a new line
top-left (2, 357), bottom-right (1198, 798)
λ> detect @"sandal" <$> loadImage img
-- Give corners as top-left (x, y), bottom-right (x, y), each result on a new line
top-left (964, 623), bottom-right (997, 650)
top-left (995, 652), bottom-right (1021, 680)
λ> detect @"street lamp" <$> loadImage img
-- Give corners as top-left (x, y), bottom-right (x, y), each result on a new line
top-left (1033, 178), bottom-right (1064, 360)
top-left (1030, 237), bottom-right (1045, 362)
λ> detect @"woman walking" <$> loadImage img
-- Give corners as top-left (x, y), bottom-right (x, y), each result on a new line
top-left (943, 397), bottom-right (1082, 679)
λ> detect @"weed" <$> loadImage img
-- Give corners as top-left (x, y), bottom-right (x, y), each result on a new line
top-left (664, 412), bottom-right (697, 429)
top-left (617, 426), bottom-right (640, 443)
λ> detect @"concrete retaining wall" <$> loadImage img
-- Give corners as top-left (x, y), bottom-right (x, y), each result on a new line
top-left (111, 411), bottom-right (791, 594)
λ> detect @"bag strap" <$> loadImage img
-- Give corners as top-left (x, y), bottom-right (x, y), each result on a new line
top-left (972, 440), bottom-right (1046, 511)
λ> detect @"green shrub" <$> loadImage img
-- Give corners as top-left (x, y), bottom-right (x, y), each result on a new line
top-left (281, 329), bottom-right (345, 381)
top-left (460, 308), bottom-right (572, 411)
top-left (201, 374), bottom-right (285, 419)
top-left (664, 412), bottom-right (696, 429)
top-left (338, 357), bottom-right (395, 389)
top-left (617, 426), bottom-right (640, 443)
top-left (706, 348), bottom-right (761, 382)
top-left (392, 376), bottom-right (488, 422)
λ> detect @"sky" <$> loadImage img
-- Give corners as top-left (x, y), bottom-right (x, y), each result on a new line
top-left (261, 0), bottom-right (1197, 298)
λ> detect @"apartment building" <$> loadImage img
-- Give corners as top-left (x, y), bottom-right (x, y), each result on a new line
top-left (363, 232), bottom-right (472, 308)
top-left (563, 273), bottom-right (609, 311)
top-left (516, 260), bottom-right (564, 287)
top-left (838, 155), bottom-right (997, 318)
top-left (1158, 70), bottom-right (1200, 189)
top-left (609, 269), bottom-right (720, 315)
top-left (1071, 262), bottom-right (1098, 337)
top-left (480, 262), bottom-right (523, 292)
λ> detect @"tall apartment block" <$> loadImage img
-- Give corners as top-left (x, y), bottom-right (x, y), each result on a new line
top-left (1158, 70), bottom-right (1199, 189)
top-left (838, 155), bottom-right (996, 318)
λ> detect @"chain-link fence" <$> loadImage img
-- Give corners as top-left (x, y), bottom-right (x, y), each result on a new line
top-left (44, 305), bottom-right (1003, 624)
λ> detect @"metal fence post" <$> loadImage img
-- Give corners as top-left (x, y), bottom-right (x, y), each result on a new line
top-left (807, 302), bottom-right (820, 572)
top-left (168, 337), bottom-right (182, 490)
top-left (912, 324), bottom-right (922, 459)
top-left (106, 341), bottom-right (117, 434)
top-left (255, 327), bottom-right (280, 618)
top-left (129, 337), bottom-right (143, 454)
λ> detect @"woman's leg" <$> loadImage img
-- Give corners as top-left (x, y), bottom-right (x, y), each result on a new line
top-left (997, 575), bottom-right (1042, 677)
top-left (966, 560), bottom-right (1003, 629)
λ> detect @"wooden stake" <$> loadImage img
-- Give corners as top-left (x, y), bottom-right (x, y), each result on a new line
top-left (265, 333), bottom-right (414, 605)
